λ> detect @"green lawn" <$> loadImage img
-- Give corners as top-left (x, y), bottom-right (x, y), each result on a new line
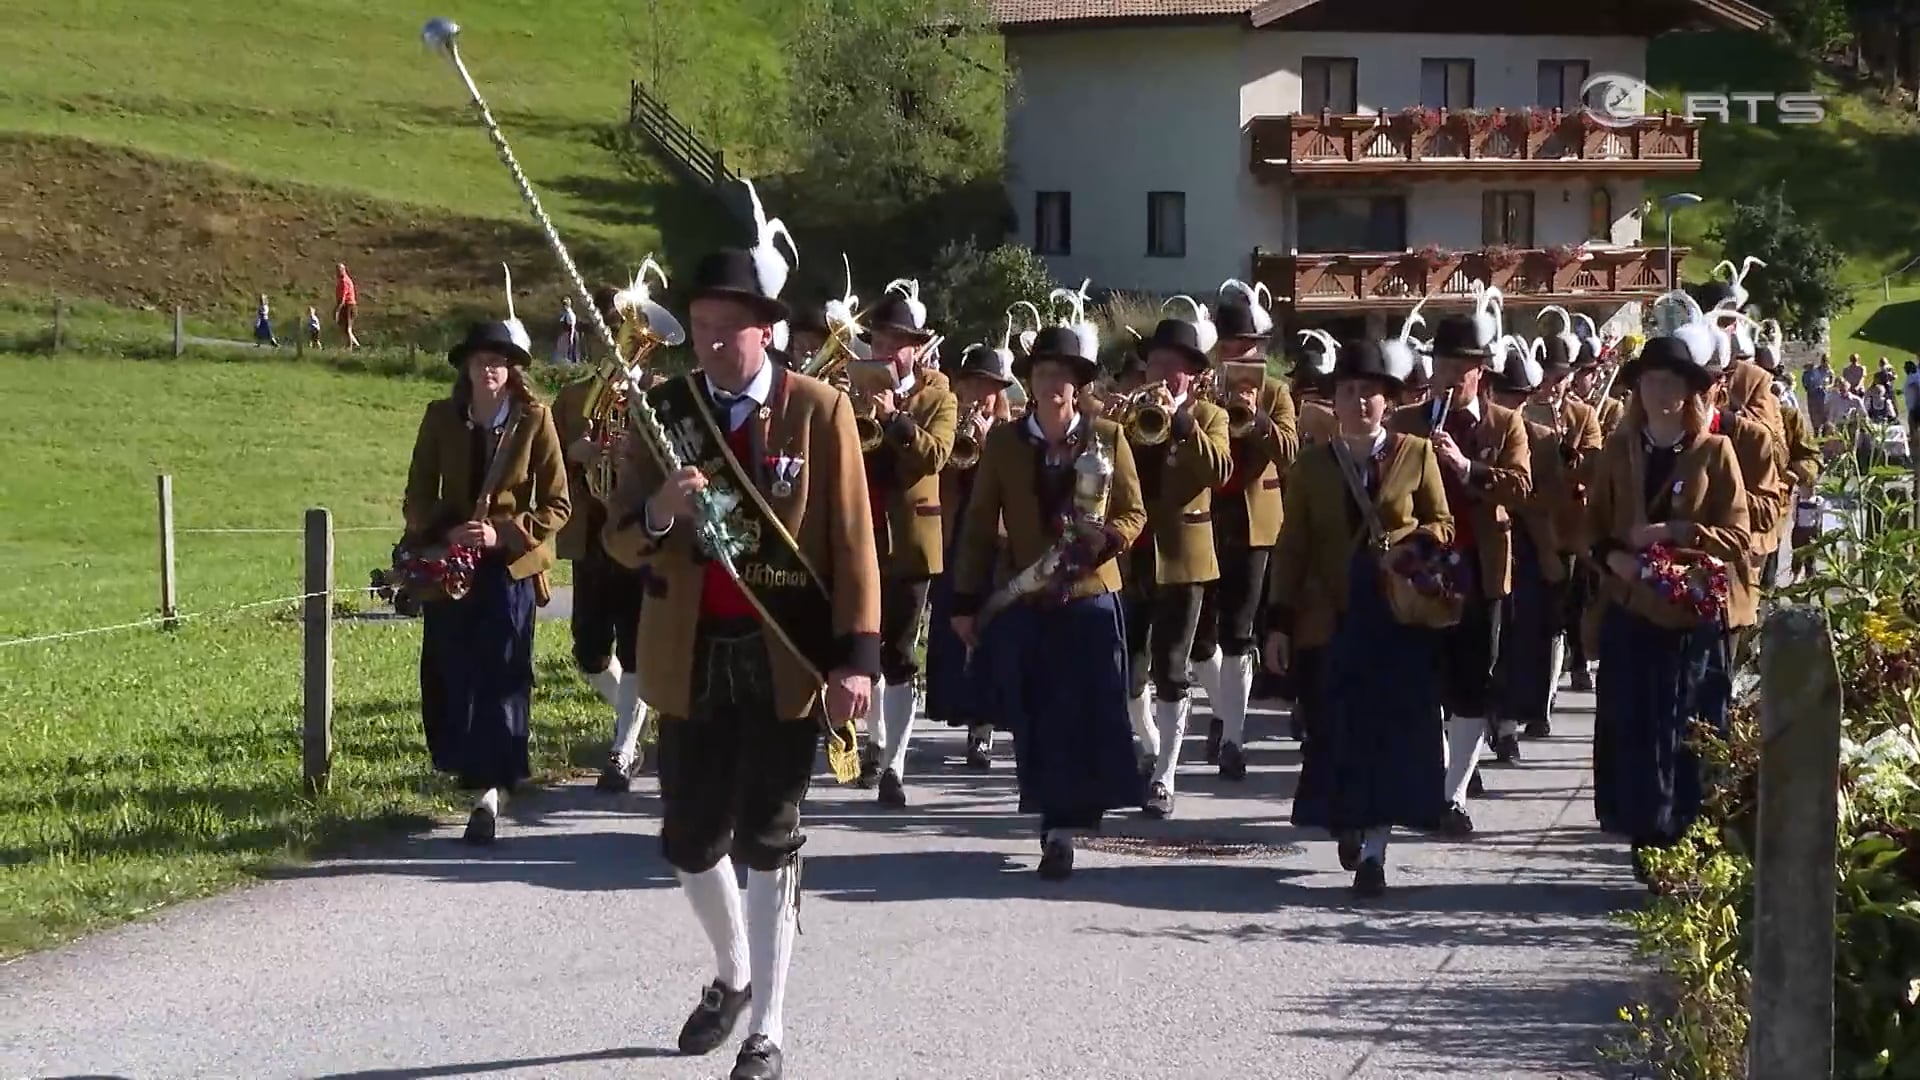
top-left (0, 353), bottom-right (604, 958)
top-left (0, 0), bottom-right (786, 248)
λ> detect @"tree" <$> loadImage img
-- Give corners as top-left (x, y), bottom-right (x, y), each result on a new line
top-left (1708, 185), bottom-right (1849, 338)
top-left (778, 0), bottom-right (1013, 272)
top-left (925, 240), bottom-right (1057, 347)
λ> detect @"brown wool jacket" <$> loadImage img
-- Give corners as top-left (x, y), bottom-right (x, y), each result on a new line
top-left (549, 378), bottom-right (602, 561)
top-left (1386, 395), bottom-right (1533, 598)
top-left (871, 369), bottom-right (958, 579)
top-left (1297, 397), bottom-right (1338, 447)
top-left (600, 365), bottom-right (883, 720)
top-left (1268, 433), bottom-right (1455, 649)
top-left (1597, 395), bottom-right (1626, 437)
top-left (952, 416), bottom-right (1148, 608)
top-left (1781, 404), bottom-right (1821, 492)
top-left (1516, 417), bottom-right (1570, 584)
top-left (403, 396), bottom-right (571, 581)
top-left (1550, 396), bottom-right (1606, 554)
top-left (1224, 377), bottom-right (1300, 548)
top-left (1130, 398), bottom-right (1235, 585)
top-left (1586, 428), bottom-right (1753, 630)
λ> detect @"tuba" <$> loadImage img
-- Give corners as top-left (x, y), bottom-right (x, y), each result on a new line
top-left (584, 256), bottom-right (684, 500)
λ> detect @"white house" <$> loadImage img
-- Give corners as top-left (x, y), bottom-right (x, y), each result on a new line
top-left (996, 0), bottom-right (1769, 334)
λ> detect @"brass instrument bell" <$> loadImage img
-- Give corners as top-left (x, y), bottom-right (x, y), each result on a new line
top-left (949, 402), bottom-right (988, 471)
top-left (1113, 379), bottom-right (1172, 446)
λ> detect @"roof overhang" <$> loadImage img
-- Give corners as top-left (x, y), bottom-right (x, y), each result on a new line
top-left (1250, 0), bottom-right (1770, 33)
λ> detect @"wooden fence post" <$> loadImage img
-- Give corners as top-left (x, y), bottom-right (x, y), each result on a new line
top-left (173, 306), bottom-right (185, 358)
top-left (52, 296), bottom-right (66, 352)
top-left (156, 474), bottom-right (179, 630)
top-left (1748, 604), bottom-right (1841, 1080)
top-left (302, 507), bottom-right (334, 795)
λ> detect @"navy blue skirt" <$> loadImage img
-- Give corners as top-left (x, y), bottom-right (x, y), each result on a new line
top-left (420, 558), bottom-right (536, 790)
top-left (1495, 530), bottom-right (1558, 725)
top-left (925, 551), bottom-right (986, 727)
top-left (977, 591), bottom-right (1145, 819)
top-left (1292, 550), bottom-right (1446, 832)
top-left (1593, 604), bottom-right (1731, 845)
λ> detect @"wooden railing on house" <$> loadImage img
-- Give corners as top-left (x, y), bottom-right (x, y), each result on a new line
top-left (1249, 109), bottom-right (1701, 176)
top-left (1252, 246), bottom-right (1688, 309)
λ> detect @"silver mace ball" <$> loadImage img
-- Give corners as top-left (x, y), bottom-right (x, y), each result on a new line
top-left (422, 17), bottom-right (460, 51)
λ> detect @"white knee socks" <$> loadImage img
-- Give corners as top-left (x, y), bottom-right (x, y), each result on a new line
top-left (745, 865), bottom-right (797, 1049)
top-left (610, 673), bottom-right (645, 766)
top-left (586, 656), bottom-right (623, 709)
top-left (1129, 691), bottom-right (1157, 757)
top-left (1191, 647), bottom-right (1223, 710)
top-left (867, 678), bottom-right (890, 758)
top-left (1546, 633), bottom-right (1567, 715)
top-left (1360, 826), bottom-right (1391, 863)
top-left (1220, 652), bottom-right (1254, 747)
top-left (1444, 715), bottom-right (1486, 806)
top-left (879, 683), bottom-right (919, 778)
top-left (1150, 697), bottom-right (1189, 792)
top-left (678, 858), bottom-right (749, 991)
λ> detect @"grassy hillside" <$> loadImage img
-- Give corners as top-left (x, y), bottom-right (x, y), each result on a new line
top-left (0, 354), bottom-right (605, 957)
top-left (0, 0), bottom-right (787, 334)
top-left (1648, 31), bottom-right (1920, 357)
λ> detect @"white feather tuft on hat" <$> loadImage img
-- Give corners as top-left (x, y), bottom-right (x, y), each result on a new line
top-left (1537, 306), bottom-right (1582, 367)
top-left (1048, 279), bottom-right (1099, 361)
top-left (1217, 278), bottom-right (1275, 335)
top-left (1710, 255), bottom-right (1767, 311)
top-left (1164, 294), bottom-right (1219, 355)
top-left (1651, 290), bottom-right (1722, 371)
top-left (741, 178), bottom-right (797, 300)
top-left (1571, 312), bottom-right (1598, 343)
top-left (883, 278), bottom-right (928, 331)
top-left (1380, 294), bottom-right (1430, 378)
top-left (1004, 299), bottom-right (1042, 356)
top-left (1711, 301), bottom-right (1761, 359)
top-left (499, 263), bottom-right (532, 356)
top-left (1297, 329), bottom-right (1339, 379)
top-left (1470, 281), bottom-right (1505, 349)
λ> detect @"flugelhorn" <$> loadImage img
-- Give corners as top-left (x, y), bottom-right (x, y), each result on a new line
top-left (1217, 360), bottom-right (1267, 439)
top-left (950, 402), bottom-right (989, 470)
top-left (421, 16), bottom-right (746, 567)
top-left (1112, 379), bottom-right (1172, 446)
top-left (847, 361), bottom-right (899, 453)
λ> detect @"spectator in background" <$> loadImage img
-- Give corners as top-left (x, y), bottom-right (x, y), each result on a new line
top-left (1868, 383), bottom-right (1897, 424)
top-left (554, 296), bottom-right (579, 365)
top-left (1875, 357), bottom-right (1896, 392)
top-left (253, 294), bottom-right (279, 347)
top-left (334, 263), bottom-right (363, 350)
top-left (1904, 360), bottom-right (1920, 428)
top-left (1844, 353), bottom-right (1866, 392)
top-left (1801, 358), bottom-right (1830, 432)
top-left (306, 307), bottom-right (323, 349)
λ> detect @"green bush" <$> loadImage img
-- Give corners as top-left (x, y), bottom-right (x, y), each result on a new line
top-left (925, 240), bottom-right (1057, 350)
top-left (1616, 450), bottom-right (1920, 1078)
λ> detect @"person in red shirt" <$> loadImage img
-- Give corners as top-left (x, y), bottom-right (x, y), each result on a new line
top-left (333, 263), bottom-right (363, 350)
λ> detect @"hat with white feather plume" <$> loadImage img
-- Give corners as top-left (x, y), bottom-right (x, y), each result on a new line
top-left (1016, 280), bottom-right (1101, 382)
top-left (1536, 306), bottom-right (1585, 372)
top-left (1158, 295), bottom-right (1218, 362)
top-left (1379, 295), bottom-right (1430, 386)
top-left (865, 277), bottom-right (936, 342)
top-left (1622, 290), bottom-right (1721, 392)
top-left (448, 264), bottom-right (534, 369)
top-left (1333, 334), bottom-right (1414, 391)
top-left (688, 178), bottom-right (795, 324)
top-left (1216, 279), bottom-right (1275, 341)
top-left (1431, 282), bottom-right (1503, 361)
top-left (1294, 328), bottom-right (1340, 387)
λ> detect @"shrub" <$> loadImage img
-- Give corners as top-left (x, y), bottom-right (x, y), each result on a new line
top-left (925, 240), bottom-right (1057, 350)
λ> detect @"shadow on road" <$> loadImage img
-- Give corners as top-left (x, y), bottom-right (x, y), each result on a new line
top-left (309, 1045), bottom-right (679, 1079)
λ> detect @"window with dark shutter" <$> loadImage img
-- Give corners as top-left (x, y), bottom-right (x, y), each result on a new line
top-left (1147, 192), bottom-right (1186, 258)
top-left (1035, 191), bottom-right (1070, 256)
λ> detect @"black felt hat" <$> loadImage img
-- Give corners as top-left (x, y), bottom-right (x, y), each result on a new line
top-left (1333, 338), bottom-right (1413, 392)
top-left (1621, 335), bottom-right (1716, 394)
top-left (688, 248), bottom-right (789, 324)
top-left (1215, 301), bottom-right (1271, 342)
top-left (1140, 318), bottom-right (1211, 370)
top-left (863, 290), bottom-right (936, 342)
top-left (954, 343), bottom-right (1016, 386)
top-left (1016, 325), bottom-right (1100, 384)
top-left (448, 320), bottom-right (531, 369)
top-left (1430, 314), bottom-right (1492, 361)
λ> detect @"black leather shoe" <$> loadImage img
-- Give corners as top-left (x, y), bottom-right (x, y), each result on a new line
top-left (857, 748), bottom-right (879, 789)
top-left (595, 756), bottom-right (632, 793)
top-left (1436, 802), bottom-right (1475, 837)
top-left (1467, 771), bottom-right (1485, 797)
top-left (1570, 668), bottom-right (1594, 693)
top-left (965, 735), bottom-right (992, 770)
top-left (1218, 741), bottom-right (1247, 781)
top-left (678, 979), bottom-right (751, 1056)
top-left (1336, 833), bottom-right (1362, 872)
top-left (878, 768), bottom-right (907, 807)
top-left (730, 1034), bottom-right (783, 1079)
top-left (1493, 734), bottom-right (1522, 765)
top-left (1143, 782), bottom-right (1174, 819)
top-left (1038, 838), bottom-right (1075, 880)
top-left (1352, 858), bottom-right (1387, 898)
top-left (1204, 717), bottom-right (1224, 765)
top-left (462, 805), bottom-right (496, 845)
top-left (1524, 717), bottom-right (1553, 738)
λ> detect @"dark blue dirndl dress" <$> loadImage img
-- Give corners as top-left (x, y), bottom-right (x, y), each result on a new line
top-left (926, 476), bottom-right (986, 729)
top-left (976, 589), bottom-right (1143, 832)
top-left (1495, 529), bottom-right (1556, 725)
top-left (1592, 604), bottom-right (1730, 846)
top-left (420, 556), bottom-right (536, 791)
top-left (1291, 549), bottom-right (1446, 833)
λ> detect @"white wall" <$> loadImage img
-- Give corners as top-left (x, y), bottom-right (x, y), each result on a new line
top-left (1239, 31), bottom-right (1647, 117)
top-left (1005, 26), bottom-right (1247, 294)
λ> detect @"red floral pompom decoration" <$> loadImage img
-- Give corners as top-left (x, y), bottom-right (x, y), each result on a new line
top-left (1388, 542), bottom-right (1465, 600)
top-left (1637, 542), bottom-right (1730, 620)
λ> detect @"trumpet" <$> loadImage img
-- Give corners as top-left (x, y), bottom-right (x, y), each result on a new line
top-left (1109, 379), bottom-right (1173, 446)
top-left (847, 360), bottom-right (900, 453)
top-left (1215, 360), bottom-right (1267, 439)
top-left (950, 402), bottom-right (991, 470)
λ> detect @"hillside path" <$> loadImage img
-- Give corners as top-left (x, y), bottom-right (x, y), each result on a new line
top-left (3, 687), bottom-right (1645, 1080)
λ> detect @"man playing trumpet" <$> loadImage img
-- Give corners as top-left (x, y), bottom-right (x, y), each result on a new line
top-left (1190, 294), bottom-right (1298, 779)
top-left (850, 281), bottom-right (959, 806)
top-left (1121, 314), bottom-right (1234, 819)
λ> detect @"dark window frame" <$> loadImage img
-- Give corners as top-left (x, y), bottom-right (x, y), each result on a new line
top-left (1035, 190), bottom-right (1071, 256)
top-left (1419, 57), bottom-right (1476, 110)
top-left (1536, 59), bottom-right (1592, 109)
top-left (1146, 190), bottom-right (1187, 258)
top-left (1301, 55), bottom-right (1359, 114)
top-left (1481, 190), bottom-right (1537, 247)
top-left (1295, 192), bottom-right (1409, 254)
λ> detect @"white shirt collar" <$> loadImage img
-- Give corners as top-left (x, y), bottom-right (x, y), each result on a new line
top-left (708, 358), bottom-right (774, 407)
top-left (1433, 393), bottom-right (1480, 424)
top-left (898, 370), bottom-right (917, 396)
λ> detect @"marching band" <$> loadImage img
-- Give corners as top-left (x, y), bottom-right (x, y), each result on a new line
top-left (413, 20), bottom-right (1807, 1075)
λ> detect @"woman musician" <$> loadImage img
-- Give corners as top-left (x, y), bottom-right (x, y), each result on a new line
top-left (404, 319), bottom-right (571, 843)
top-left (1266, 336), bottom-right (1453, 897)
top-left (925, 343), bottom-right (1017, 768)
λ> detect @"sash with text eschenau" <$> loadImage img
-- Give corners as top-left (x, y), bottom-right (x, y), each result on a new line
top-left (648, 375), bottom-right (861, 782)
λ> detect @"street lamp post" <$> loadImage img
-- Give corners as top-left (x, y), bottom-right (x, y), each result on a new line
top-left (1661, 192), bottom-right (1703, 287)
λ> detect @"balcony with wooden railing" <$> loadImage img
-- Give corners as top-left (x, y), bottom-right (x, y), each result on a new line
top-left (1251, 246), bottom-right (1687, 311)
top-left (1248, 109), bottom-right (1702, 179)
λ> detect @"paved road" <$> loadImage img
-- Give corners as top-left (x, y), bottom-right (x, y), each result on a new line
top-left (3, 690), bottom-right (1644, 1080)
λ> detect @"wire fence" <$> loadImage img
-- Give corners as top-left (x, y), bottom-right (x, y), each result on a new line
top-left (0, 584), bottom-right (385, 650)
